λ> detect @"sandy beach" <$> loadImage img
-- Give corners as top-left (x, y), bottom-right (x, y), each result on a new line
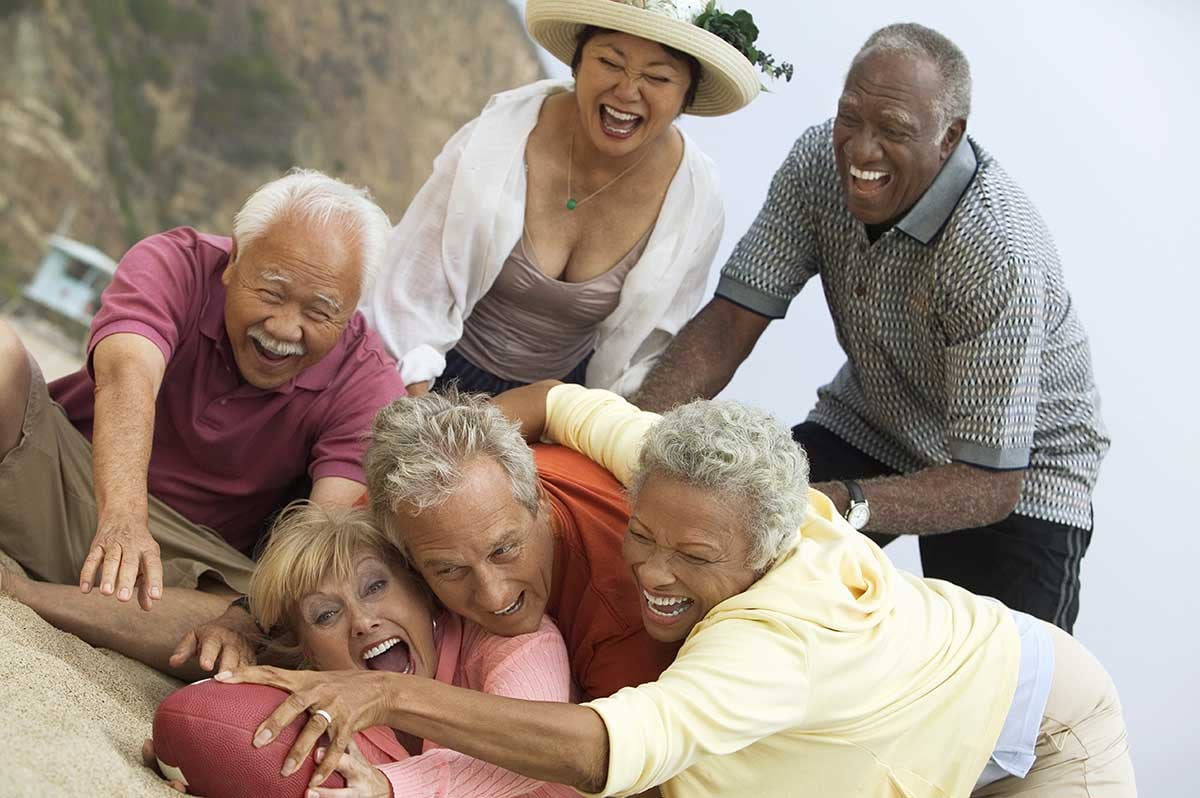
top-left (0, 311), bottom-right (180, 795)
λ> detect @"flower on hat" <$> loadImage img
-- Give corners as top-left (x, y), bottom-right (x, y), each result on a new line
top-left (611, 0), bottom-right (793, 82)
top-left (694, 1), bottom-right (793, 81)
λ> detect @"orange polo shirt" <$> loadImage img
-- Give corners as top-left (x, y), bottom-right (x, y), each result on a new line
top-left (534, 444), bottom-right (678, 699)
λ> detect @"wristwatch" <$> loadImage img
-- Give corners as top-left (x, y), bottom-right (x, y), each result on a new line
top-left (842, 480), bottom-right (870, 531)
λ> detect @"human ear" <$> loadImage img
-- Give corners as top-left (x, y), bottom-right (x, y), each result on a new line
top-left (221, 238), bottom-right (239, 287)
top-left (941, 119), bottom-right (966, 159)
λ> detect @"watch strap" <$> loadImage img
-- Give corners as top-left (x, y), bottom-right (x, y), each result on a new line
top-left (842, 479), bottom-right (866, 506)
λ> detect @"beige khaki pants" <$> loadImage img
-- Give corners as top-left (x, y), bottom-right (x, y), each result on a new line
top-left (0, 352), bottom-right (256, 593)
top-left (973, 622), bottom-right (1137, 797)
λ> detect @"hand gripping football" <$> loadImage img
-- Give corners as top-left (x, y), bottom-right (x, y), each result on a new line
top-left (152, 680), bottom-right (405, 797)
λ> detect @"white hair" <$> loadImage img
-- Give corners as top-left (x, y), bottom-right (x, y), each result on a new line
top-left (854, 22), bottom-right (972, 133)
top-left (364, 389), bottom-right (540, 556)
top-left (629, 400), bottom-right (810, 572)
top-left (232, 168), bottom-right (391, 293)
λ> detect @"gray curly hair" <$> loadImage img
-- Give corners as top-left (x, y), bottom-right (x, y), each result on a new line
top-left (364, 390), bottom-right (540, 555)
top-left (854, 22), bottom-right (972, 132)
top-left (628, 400), bottom-right (810, 572)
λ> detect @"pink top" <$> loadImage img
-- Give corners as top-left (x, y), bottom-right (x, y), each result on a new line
top-left (48, 227), bottom-right (406, 552)
top-left (379, 613), bottom-right (577, 798)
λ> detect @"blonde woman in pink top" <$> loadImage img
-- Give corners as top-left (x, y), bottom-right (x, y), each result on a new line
top-left (148, 503), bottom-right (575, 798)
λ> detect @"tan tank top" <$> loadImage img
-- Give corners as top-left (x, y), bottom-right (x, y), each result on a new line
top-left (455, 227), bottom-right (651, 383)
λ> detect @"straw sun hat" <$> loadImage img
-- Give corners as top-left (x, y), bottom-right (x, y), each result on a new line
top-left (525, 0), bottom-right (775, 116)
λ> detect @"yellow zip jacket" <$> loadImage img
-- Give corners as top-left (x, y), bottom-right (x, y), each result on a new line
top-left (544, 384), bottom-right (1020, 798)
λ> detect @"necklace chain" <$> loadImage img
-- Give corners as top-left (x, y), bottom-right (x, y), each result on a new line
top-left (565, 127), bottom-right (652, 211)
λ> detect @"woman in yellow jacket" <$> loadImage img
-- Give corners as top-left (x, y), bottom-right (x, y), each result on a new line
top-left (224, 384), bottom-right (1136, 798)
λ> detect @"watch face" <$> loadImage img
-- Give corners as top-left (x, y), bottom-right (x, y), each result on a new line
top-left (847, 503), bottom-right (870, 530)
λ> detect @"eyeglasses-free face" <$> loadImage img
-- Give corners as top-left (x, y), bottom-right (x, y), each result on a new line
top-left (624, 475), bottom-right (759, 643)
top-left (572, 31), bottom-right (692, 158)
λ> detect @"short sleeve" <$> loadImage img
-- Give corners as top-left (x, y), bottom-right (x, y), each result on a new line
top-left (308, 344), bottom-right (406, 484)
top-left (941, 258), bottom-right (1045, 469)
top-left (86, 228), bottom-right (211, 376)
top-left (716, 134), bottom-right (822, 319)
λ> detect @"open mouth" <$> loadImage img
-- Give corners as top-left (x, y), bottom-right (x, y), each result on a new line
top-left (848, 164), bottom-right (892, 196)
top-left (599, 104), bottom-right (643, 138)
top-left (361, 637), bottom-right (413, 674)
top-left (251, 338), bottom-right (297, 367)
top-left (643, 589), bottom-right (694, 621)
top-left (493, 592), bottom-right (525, 617)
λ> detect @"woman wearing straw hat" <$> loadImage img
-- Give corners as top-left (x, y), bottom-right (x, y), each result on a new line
top-left (363, 0), bottom-right (789, 397)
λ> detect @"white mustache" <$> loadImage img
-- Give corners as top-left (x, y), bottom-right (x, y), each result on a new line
top-left (248, 325), bottom-right (306, 357)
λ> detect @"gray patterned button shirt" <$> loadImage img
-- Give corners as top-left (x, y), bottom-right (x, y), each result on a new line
top-left (717, 120), bottom-right (1109, 529)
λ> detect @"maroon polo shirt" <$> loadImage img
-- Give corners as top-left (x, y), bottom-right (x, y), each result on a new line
top-left (50, 227), bottom-right (406, 552)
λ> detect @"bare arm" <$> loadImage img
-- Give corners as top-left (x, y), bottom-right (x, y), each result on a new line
top-left (817, 463), bottom-right (1025, 536)
top-left (225, 668), bottom-right (610, 793)
top-left (492, 380), bottom-right (562, 442)
top-left (308, 476), bottom-right (366, 507)
top-left (378, 683), bottom-right (609, 793)
top-left (631, 297), bottom-right (771, 412)
top-left (81, 333), bottom-right (166, 609)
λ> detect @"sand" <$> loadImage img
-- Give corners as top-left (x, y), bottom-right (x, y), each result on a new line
top-left (0, 549), bottom-right (182, 797)
top-left (0, 316), bottom-right (190, 794)
top-left (0, 313), bottom-right (178, 793)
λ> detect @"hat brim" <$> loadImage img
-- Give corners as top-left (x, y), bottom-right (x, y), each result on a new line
top-left (525, 0), bottom-right (761, 117)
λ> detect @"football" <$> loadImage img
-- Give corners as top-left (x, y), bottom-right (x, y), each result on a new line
top-left (152, 680), bottom-right (407, 797)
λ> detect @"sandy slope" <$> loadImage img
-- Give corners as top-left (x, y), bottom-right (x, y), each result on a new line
top-left (0, 550), bottom-right (182, 796)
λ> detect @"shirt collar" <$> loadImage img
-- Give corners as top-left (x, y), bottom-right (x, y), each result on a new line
top-left (199, 258), bottom-right (350, 395)
top-left (895, 136), bottom-right (978, 245)
top-left (199, 258), bottom-right (231, 345)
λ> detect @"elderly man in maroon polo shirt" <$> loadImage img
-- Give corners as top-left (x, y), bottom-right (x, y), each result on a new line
top-left (0, 169), bottom-right (405, 677)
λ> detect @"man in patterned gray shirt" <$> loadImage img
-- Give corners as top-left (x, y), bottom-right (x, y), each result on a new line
top-left (633, 23), bottom-right (1108, 632)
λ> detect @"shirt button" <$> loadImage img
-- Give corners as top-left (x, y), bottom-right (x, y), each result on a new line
top-left (219, 399), bottom-right (228, 406)
top-left (854, 283), bottom-right (867, 298)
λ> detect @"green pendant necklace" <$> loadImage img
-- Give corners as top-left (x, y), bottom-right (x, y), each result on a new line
top-left (565, 127), bottom-right (652, 211)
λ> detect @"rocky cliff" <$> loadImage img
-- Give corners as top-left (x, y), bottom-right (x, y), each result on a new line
top-left (0, 0), bottom-right (542, 291)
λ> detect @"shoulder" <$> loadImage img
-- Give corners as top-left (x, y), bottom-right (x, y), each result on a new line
top-left (462, 615), bottom-right (567, 666)
top-left (483, 78), bottom-right (573, 108)
top-left (476, 78), bottom-right (573, 130)
top-left (108, 227), bottom-right (230, 319)
top-left (677, 126), bottom-right (718, 178)
top-left (460, 616), bottom-right (571, 696)
top-left (790, 119), bottom-right (837, 174)
top-left (298, 312), bottom-right (402, 406)
top-left (761, 120), bottom-right (839, 210)
top-left (122, 227), bottom-right (231, 276)
top-left (942, 139), bottom-right (1057, 272)
top-left (533, 444), bottom-right (625, 496)
top-left (433, 79), bottom-right (570, 179)
top-left (341, 313), bottom-right (400, 368)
